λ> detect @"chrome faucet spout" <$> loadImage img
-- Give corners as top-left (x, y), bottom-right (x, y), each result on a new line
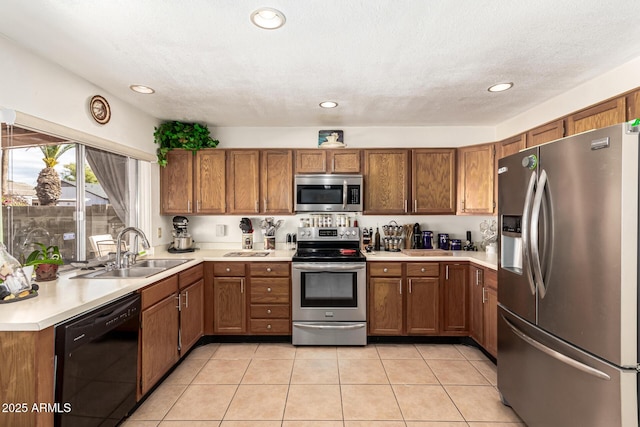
top-left (115, 227), bottom-right (150, 269)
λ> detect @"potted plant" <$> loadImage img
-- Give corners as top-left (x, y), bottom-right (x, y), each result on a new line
top-left (24, 243), bottom-right (64, 282)
top-left (153, 121), bottom-right (219, 167)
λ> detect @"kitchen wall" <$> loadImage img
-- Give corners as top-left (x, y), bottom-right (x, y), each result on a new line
top-left (179, 214), bottom-right (495, 251)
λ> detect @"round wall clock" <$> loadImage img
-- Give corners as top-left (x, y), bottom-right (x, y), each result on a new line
top-left (90, 95), bottom-right (111, 124)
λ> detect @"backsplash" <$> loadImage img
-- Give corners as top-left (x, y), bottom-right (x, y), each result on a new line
top-left (181, 214), bottom-right (497, 251)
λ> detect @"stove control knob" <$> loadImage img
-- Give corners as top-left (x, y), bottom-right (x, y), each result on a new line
top-left (352, 230), bottom-right (357, 236)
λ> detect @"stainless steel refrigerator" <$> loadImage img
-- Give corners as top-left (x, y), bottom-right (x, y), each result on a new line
top-left (497, 123), bottom-right (639, 427)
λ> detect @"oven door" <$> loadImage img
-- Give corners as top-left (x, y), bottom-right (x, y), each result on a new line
top-left (292, 262), bottom-right (366, 322)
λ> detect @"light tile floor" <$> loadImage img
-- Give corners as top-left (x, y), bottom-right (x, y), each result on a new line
top-left (123, 343), bottom-right (524, 427)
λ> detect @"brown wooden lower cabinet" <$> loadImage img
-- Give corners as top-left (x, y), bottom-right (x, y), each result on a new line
top-left (441, 263), bottom-right (469, 334)
top-left (179, 279), bottom-right (204, 352)
top-left (369, 275), bottom-right (404, 335)
top-left (209, 261), bottom-right (291, 335)
top-left (483, 269), bottom-right (498, 357)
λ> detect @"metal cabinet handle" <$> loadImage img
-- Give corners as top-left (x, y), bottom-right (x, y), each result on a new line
top-left (255, 200), bottom-right (259, 212)
top-left (421, 267), bottom-right (426, 273)
top-left (175, 294), bottom-right (181, 311)
top-left (264, 198), bottom-right (267, 212)
top-left (404, 199), bottom-right (408, 213)
top-left (240, 279), bottom-right (244, 294)
top-left (267, 324), bottom-right (272, 330)
top-left (185, 290), bottom-right (189, 308)
top-left (399, 279), bottom-right (402, 295)
top-left (408, 279), bottom-right (412, 294)
top-left (267, 309), bottom-right (272, 314)
top-left (414, 200), bottom-right (417, 212)
top-left (446, 265), bottom-right (449, 280)
top-left (226, 267), bottom-right (231, 272)
top-left (267, 287), bottom-right (272, 292)
top-left (476, 269), bottom-right (481, 285)
top-left (266, 267), bottom-right (272, 272)
top-left (482, 287), bottom-right (487, 304)
top-left (383, 268), bottom-right (388, 273)
top-left (187, 200), bottom-right (192, 213)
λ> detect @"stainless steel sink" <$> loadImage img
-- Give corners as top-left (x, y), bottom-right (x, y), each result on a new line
top-left (134, 258), bottom-right (192, 269)
top-left (71, 258), bottom-right (193, 279)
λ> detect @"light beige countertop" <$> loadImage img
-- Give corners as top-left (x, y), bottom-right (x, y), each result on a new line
top-left (0, 247), bottom-right (495, 332)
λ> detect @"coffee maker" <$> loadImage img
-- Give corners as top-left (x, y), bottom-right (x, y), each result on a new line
top-left (168, 216), bottom-right (195, 253)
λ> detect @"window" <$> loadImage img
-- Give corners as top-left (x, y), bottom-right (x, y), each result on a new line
top-left (1, 124), bottom-right (141, 265)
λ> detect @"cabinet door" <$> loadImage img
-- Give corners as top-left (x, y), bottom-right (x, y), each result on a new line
top-left (195, 149), bottom-right (226, 214)
top-left (261, 150), bottom-right (293, 214)
top-left (180, 279), bottom-right (204, 354)
top-left (295, 150), bottom-right (327, 173)
top-left (441, 263), bottom-right (469, 333)
top-left (368, 277), bottom-right (404, 335)
top-left (483, 287), bottom-right (498, 357)
top-left (329, 149), bottom-right (361, 173)
top-left (468, 266), bottom-right (484, 344)
top-left (527, 119), bottom-right (565, 147)
top-left (213, 277), bottom-right (247, 334)
top-left (411, 148), bottom-right (456, 214)
top-left (406, 277), bottom-right (439, 334)
top-left (160, 150), bottom-right (193, 214)
top-left (497, 134), bottom-right (526, 159)
top-left (140, 294), bottom-right (179, 395)
top-left (364, 150), bottom-right (409, 214)
top-left (567, 97), bottom-right (625, 135)
top-left (457, 143), bottom-right (495, 215)
top-left (626, 89), bottom-right (640, 121)
top-left (227, 150), bottom-right (260, 214)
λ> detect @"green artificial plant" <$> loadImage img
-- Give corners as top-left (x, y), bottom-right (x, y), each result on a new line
top-left (24, 243), bottom-right (64, 267)
top-left (153, 121), bottom-right (219, 167)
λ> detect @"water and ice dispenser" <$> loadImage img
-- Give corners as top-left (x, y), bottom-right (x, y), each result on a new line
top-left (501, 215), bottom-right (523, 274)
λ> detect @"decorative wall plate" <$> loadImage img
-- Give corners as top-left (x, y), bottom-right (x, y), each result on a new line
top-left (90, 95), bottom-right (111, 124)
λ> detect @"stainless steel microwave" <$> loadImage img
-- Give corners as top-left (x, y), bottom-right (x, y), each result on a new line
top-left (294, 174), bottom-right (363, 212)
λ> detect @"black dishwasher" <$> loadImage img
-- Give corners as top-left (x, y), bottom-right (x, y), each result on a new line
top-left (54, 293), bottom-right (141, 427)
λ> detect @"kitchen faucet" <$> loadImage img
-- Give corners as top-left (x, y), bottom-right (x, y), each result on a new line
top-left (115, 227), bottom-right (150, 269)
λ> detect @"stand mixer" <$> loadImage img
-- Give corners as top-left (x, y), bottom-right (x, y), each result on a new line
top-left (168, 216), bottom-right (195, 253)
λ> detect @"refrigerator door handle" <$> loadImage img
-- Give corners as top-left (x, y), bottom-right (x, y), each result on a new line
top-left (521, 171), bottom-right (537, 296)
top-left (502, 314), bottom-right (611, 381)
top-left (531, 169), bottom-right (548, 298)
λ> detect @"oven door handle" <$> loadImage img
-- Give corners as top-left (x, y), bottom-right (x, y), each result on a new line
top-left (294, 322), bottom-right (366, 330)
top-left (294, 264), bottom-right (366, 271)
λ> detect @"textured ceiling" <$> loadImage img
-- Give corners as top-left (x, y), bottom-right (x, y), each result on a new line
top-left (1, 0), bottom-right (640, 127)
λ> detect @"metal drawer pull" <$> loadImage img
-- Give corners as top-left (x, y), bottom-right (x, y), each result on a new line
top-left (421, 267), bottom-right (426, 272)
top-left (266, 267), bottom-right (272, 272)
top-left (294, 323), bottom-right (366, 330)
top-left (267, 309), bottom-right (272, 314)
top-left (267, 324), bottom-right (272, 329)
top-left (383, 268), bottom-right (388, 273)
top-left (267, 287), bottom-right (272, 292)
top-left (226, 267), bottom-right (231, 272)
top-left (502, 315), bottom-right (610, 381)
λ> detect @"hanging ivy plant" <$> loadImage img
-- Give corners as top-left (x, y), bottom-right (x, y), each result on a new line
top-left (153, 121), bottom-right (219, 167)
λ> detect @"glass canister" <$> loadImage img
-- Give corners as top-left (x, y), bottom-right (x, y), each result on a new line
top-left (422, 231), bottom-right (433, 249)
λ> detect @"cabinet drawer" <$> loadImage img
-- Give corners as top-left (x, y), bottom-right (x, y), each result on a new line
top-left (369, 263), bottom-right (402, 277)
top-left (140, 275), bottom-right (178, 309)
top-left (406, 263), bottom-right (439, 277)
top-left (214, 263), bottom-right (246, 277)
top-left (179, 263), bottom-right (204, 289)
top-left (249, 262), bottom-right (290, 277)
top-left (250, 319), bottom-right (290, 334)
top-left (485, 268), bottom-right (497, 290)
top-left (250, 304), bottom-right (290, 319)
top-left (250, 278), bottom-right (290, 303)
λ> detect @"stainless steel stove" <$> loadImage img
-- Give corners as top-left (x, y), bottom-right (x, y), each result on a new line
top-left (292, 227), bottom-right (367, 346)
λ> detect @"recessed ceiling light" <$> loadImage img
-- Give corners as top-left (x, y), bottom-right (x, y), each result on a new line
top-left (488, 82), bottom-right (514, 92)
top-left (250, 7), bottom-right (286, 29)
top-left (319, 101), bottom-right (338, 108)
top-left (129, 85), bottom-right (155, 94)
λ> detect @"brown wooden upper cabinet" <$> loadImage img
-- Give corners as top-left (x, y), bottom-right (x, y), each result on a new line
top-left (161, 149), bottom-right (226, 215)
top-left (457, 143), bottom-right (495, 215)
top-left (526, 119), bottom-right (565, 147)
top-left (626, 89), bottom-right (640, 121)
top-left (567, 97), bottom-right (625, 135)
top-left (496, 134), bottom-right (526, 159)
top-left (227, 150), bottom-right (260, 214)
top-left (295, 149), bottom-right (361, 174)
top-left (261, 150), bottom-right (293, 214)
top-left (364, 149), bottom-right (410, 214)
top-left (411, 148), bottom-right (456, 214)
